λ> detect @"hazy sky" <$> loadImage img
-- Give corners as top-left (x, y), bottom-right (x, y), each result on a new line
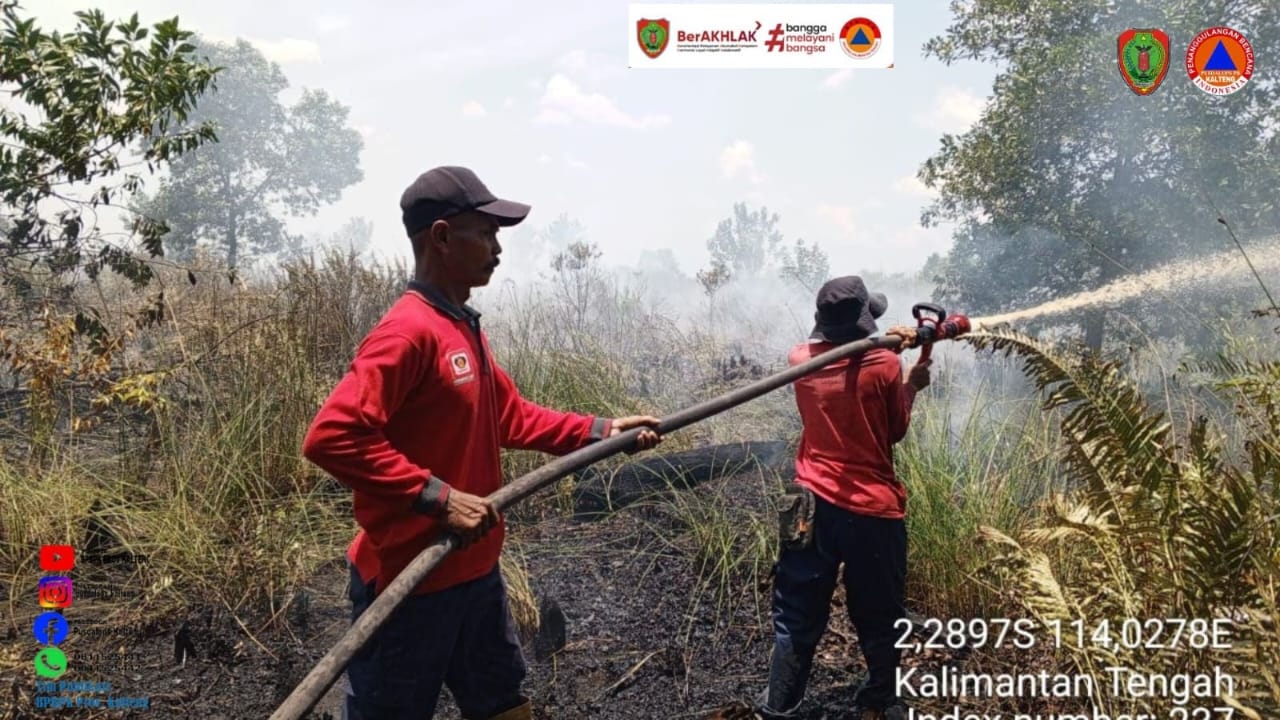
top-left (30, 0), bottom-right (1002, 279)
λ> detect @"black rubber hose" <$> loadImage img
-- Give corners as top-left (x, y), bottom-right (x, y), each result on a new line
top-left (269, 333), bottom-right (904, 720)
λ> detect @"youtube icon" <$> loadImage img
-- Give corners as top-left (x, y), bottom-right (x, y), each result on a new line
top-left (39, 545), bottom-right (74, 572)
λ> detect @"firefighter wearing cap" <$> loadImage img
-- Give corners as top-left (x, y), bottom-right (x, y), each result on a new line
top-left (710, 276), bottom-right (930, 720)
top-left (302, 166), bottom-right (662, 720)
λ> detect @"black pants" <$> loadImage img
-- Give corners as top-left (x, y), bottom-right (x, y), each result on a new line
top-left (761, 495), bottom-right (907, 716)
top-left (342, 564), bottom-right (527, 720)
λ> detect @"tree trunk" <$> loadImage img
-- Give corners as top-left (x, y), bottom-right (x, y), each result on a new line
top-left (227, 209), bottom-right (238, 269)
top-left (1083, 308), bottom-right (1105, 353)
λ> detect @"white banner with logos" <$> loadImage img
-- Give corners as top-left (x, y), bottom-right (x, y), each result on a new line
top-left (629, 4), bottom-right (894, 69)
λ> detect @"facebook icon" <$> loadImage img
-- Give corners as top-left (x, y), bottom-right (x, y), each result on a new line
top-left (33, 610), bottom-right (69, 645)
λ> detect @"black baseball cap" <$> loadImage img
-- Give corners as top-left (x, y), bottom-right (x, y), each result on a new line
top-left (400, 166), bottom-right (530, 236)
top-left (810, 275), bottom-right (888, 343)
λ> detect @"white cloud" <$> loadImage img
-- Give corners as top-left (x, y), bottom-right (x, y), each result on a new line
top-left (565, 156), bottom-right (588, 170)
top-left (818, 204), bottom-right (857, 235)
top-left (720, 140), bottom-right (764, 183)
top-left (534, 74), bottom-right (671, 130)
top-left (555, 49), bottom-right (623, 85)
top-left (892, 175), bottom-right (934, 197)
top-left (558, 50), bottom-right (590, 73)
top-left (201, 33), bottom-right (321, 64)
top-left (537, 154), bottom-right (552, 164)
top-left (915, 87), bottom-right (987, 133)
top-left (504, 97), bottom-right (516, 109)
top-left (462, 101), bottom-right (487, 117)
top-left (246, 37), bottom-right (322, 65)
top-left (314, 14), bottom-right (351, 35)
top-left (822, 69), bottom-right (853, 88)
top-left (355, 124), bottom-right (376, 139)
top-left (533, 108), bottom-right (571, 125)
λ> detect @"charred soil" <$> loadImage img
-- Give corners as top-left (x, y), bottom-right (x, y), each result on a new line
top-left (2, 444), bottom-right (1076, 719)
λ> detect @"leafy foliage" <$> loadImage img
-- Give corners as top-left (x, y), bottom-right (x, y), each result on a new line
top-left (550, 239), bottom-right (605, 343)
top-left (0, 1), bottom-right (218, 293)
top-left (133, 37), bottom-right (363, 268)
top-left (967, 327), bottom-right (1280, 716)
top-left (778, 237), bottom-right (830, 293)
top-left (705, 202), bottom-right (784, 279)
top-left (919, 1), bottom-right (1280, 349)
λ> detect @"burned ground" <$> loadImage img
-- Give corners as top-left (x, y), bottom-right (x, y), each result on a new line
top-left (1, 443), bottom-right (1078, 720)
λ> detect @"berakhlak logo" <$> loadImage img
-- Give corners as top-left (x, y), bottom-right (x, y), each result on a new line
top-left (38, 577), bottom-right (73, 609)
top-left (39, 544), bottom-right (74, 572)
top-left (637, 18), bottom-right (670, 59)
top-left (34, 647), bottom-right (68, 679)
top-left (1118, 28), bottom-right (1171, 95)
top-left (33, 611), bottom-right (69, 645)
top-left (839, 17), bottom-right (881, 59)
top-left (1186, 26), bottom-right (1254, 95)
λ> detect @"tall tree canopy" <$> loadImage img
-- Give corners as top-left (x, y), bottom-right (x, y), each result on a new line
top-left (704, 201), bottom-right (830, 290)
top-left (135, 37), bottom-right (363, 268)
top-left (0, 1), bottom-right (217, 297)
top-left (706, 202), bottom-right (785, 279)
top-left (919, 1), bottom-right (1280, 349)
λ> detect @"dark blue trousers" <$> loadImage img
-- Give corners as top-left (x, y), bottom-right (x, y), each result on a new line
top-left (761, 495), bottom-right (907, 716)
top-left (342, 563), bottom-right (527, 720)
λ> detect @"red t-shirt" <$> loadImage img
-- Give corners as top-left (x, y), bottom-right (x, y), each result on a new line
top-left (303, 285), bottom-right (608, 593)
top-left (788, 342), bottom-right (917, 519)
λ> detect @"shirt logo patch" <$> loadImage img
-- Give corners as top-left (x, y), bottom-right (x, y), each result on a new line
top-left (449, 350), bottom-right (474, 384)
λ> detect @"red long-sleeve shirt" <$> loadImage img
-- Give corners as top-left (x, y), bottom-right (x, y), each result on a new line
top-left (788, 342), bottom-right (917, 519)
top-left (302, 283), bottom-right (610, 594)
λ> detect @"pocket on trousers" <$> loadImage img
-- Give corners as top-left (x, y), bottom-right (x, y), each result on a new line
top-left (777, 488), bottom-right (815, 552)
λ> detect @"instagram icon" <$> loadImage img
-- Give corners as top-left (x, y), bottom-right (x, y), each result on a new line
top-left (38, 577), bottom-right (73, 609)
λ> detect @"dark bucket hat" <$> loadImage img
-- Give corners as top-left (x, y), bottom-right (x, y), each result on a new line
top-left (810, 275), bottom-right (888, 343)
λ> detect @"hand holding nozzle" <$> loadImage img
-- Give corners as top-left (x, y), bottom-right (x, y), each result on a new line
top-left (886, 325), bottom-right (920, 349)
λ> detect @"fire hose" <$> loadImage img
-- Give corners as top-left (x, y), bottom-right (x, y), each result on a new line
top-left (268, 305), bottom-right (971, 720)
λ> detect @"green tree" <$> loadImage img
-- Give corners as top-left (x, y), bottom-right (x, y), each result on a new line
top-left (706, 202), bottom-right (784, 279)
top-left (917, 251), bottom-right (947, 287)
top-left (330, 216), bottom-right (373, 256)
top-left (918, 1), bottom-right (1280, 351)
top-left (696, 260), bottom-right (731, 324)
top-left (280, 216), bottom-right (374, 262)
top-left (135, 37), bottom-right (363, 269)
top-left (778, 237), bottom-right (830, 293)
top-left (551, 239), bottom-right (605, 340)
top-left (539, 213), bottom-right (587, 259)
top-left (0, 2), bottom-right (217, 297)
top-left (501, 212), bottom-right (584, 279)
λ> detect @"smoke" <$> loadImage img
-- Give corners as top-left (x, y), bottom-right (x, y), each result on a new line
top-left (972, 240), bottom-right (1280, 328)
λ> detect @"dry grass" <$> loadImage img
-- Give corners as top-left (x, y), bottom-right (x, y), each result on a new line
top-left (2, 247), bottom-right (1274, 719)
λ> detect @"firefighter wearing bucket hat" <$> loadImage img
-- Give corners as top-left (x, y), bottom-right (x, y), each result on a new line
top-left (710, 276), bottom-right (930, 720)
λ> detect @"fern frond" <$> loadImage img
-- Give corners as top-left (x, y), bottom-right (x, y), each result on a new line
top-left (966, 327), bottom-right (1280, 714)
top-left (1184, 354), bottom-right (1280, 461)
top-left (963, 329), bottom-right (1178, 522)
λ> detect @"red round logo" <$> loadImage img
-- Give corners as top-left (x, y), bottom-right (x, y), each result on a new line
top-left (1186, 26), bottom-right (1254, 95)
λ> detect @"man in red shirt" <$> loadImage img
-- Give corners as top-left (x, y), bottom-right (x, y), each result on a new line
top-left (302, 165), bottom-right (661, 720)
top-left (713, 276), bottom-right (930, 720)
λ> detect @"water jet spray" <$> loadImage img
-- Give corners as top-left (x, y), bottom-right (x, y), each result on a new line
top-left (269, 303), bottom-right (973, 720)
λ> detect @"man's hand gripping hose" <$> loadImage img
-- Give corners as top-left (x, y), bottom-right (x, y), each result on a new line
top-left (268, 304), bottom-right (971, 720)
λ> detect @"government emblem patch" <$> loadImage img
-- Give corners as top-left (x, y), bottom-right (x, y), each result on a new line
top-left (1117, 28), bottom-right (1170, 95)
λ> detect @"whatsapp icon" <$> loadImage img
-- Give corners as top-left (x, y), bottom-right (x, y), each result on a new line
top-left (34, 647), bottom-right (67, 679)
